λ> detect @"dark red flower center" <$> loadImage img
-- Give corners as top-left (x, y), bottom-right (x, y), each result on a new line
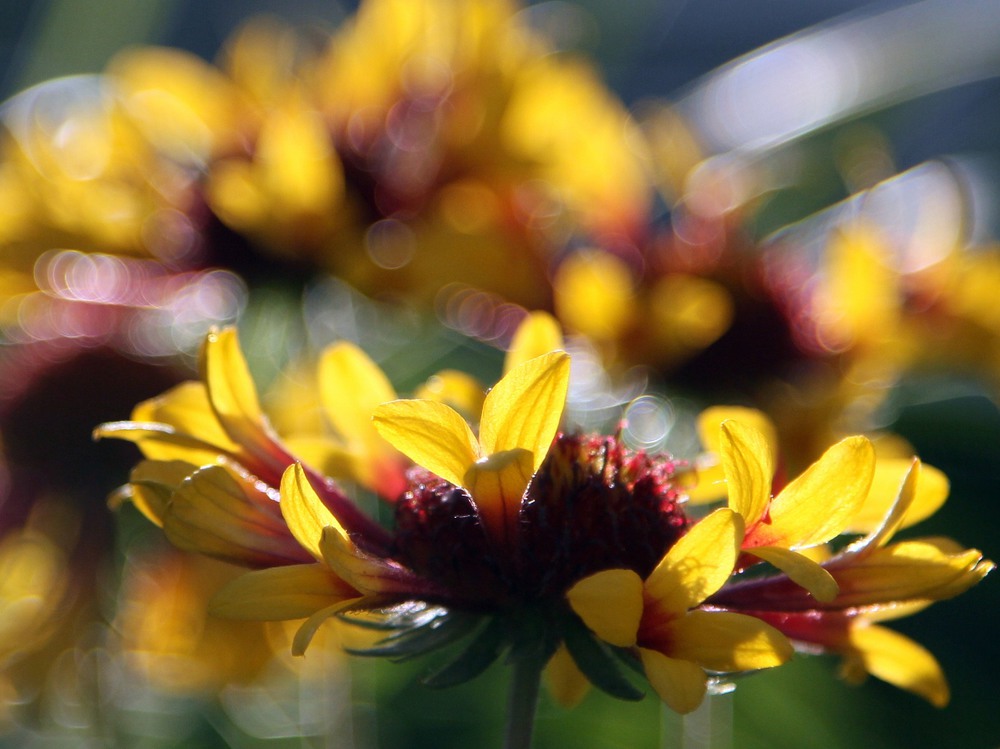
top-left (391, 432), bottom-right (690, 608)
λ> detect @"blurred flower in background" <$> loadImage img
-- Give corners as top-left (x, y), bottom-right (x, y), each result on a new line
top-left (0, 0), bottom-right (998, 746)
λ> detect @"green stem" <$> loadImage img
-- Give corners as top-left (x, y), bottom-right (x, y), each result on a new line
top-left (504, 655), bottom-right (543, 749)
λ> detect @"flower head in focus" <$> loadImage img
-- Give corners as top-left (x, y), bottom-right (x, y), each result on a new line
top-left (98, 314), bottom-right (801, 722)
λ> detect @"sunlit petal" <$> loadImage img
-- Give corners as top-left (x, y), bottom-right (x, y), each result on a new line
top-left (831, 541), bottom-right (992, 607)
top-left (670, 610), bottom-right (793, 671)
top-left (760, 436), bottom-right (875, 548)
top-left (133, 381), bottom-right (238, 455)
top-left (280, 463), bottom-right (344, 560)
top-left (165, 464), bottom-right (309, 567)
top-left (847, 625), bottom-right (949, 707)
top-left (120, 459), bottom-right (197, 526)
top-left (646, 509), bottom-right (742, 613)
top-left (567, 569), bottom-right (644, 647)
top-left (479, 351), bottom-right (569, 469)
top-left (842, 459), bottom-right (919, 558)
top-left (319, 526), bottom-right (417, 596)
top-left (372, 399), bottom-right (479, 487)
top-left (201, 328), bottom-right (288, 473)
top-left (719, 421), bottom-right (772, 525)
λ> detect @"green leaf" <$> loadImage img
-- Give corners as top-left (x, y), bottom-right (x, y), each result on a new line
top-left (422, 616), bottom-right (507, 689)
top-left (562, 614), bottom-right (645, 702)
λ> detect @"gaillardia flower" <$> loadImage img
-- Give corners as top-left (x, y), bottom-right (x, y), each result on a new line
top-left (98, 320), bottom-right (991, 746)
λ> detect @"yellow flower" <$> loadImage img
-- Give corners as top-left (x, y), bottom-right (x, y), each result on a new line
top-left (98, 320), bottom-right (991, 728)
top-left (97, 327), bottom-right (394, 563)
top-left (567, 509), bottom-right (792, 713)
top-left (712, 417), bottom-right (875, 601)
top-left (710, 458), bottom-right (993, 705)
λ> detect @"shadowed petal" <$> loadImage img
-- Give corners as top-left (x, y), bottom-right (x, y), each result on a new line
top-left (292, 598), bottom-right (367, 656)
top-left (165, 464), bottom-right (309, 567)
top-left (464, 448), bottom-right (533, 545)
top-left (639, 647), bottom-right (706, 714)
top-left (210, 563), bottom-right (359, 620)
top-left (544, 645), bottom-right (590, 708)
top-left (751, 546), bottom-right (840, 602)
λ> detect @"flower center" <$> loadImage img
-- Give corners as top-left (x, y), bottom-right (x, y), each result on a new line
top-left (392, 433), bottom-right (690, 608)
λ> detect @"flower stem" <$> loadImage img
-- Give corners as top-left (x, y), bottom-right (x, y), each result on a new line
top-left (504, 655), bottom-right (543, 749)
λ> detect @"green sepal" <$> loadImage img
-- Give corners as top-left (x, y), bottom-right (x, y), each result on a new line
top-left (338, 600), bottom-right (447, 631)
top-left (422, 615), bottom-right (506, 689)
top-left (345, 607), bottom-right (477, 661)
top-left (562, 613), bottom-right (645, 702)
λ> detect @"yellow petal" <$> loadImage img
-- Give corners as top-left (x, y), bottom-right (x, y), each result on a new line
top-left (846, 458), bottom-right (948, 534)
top-left (319, 526), bottom-right (408, 595)
top-left (504, 311), bottom-right (564, 373)
top-left (464, 448), bottom-right (534, 545)
top-left (165, 465), bottom-right (306, 566)
top-left (372, 399), bottom-right (479, 487)
top-left (133, 381), bottom-right (239, 456)
top-left (319, 342), bottom-right (395, 448)
top-left (646, 509), bottom-right (742, 614)
top-left (292, 598), bottom-right (366, 656)
top-left (847, 625), bottom-right (949, 707)
top-left (749, 546), bottom-right (840, 602)
top-left (123, 459), bottom-right (198, 526)
top-left (280, 464), bottom-right (344, 560)
top-left (698, 407), bottom-right (777, 458)
top-left (544, 645), bottom-right (590, 708)
top-left (669, 610), bottom-right (793, 671)
top-left (831, 541), bottom-right (992, 607)
top-left (683, 460), bottom-right (726, 504)
top-left (479, 351), bottom-right (569, 469)
top-left (566, 569), bottom-right (644, 647)
top-left (95, 420), bottom-right (232, 467)
top-left (760, 436), bottom-right (875, 548)
top-left (210, 563), bottom-right (358, 620)
top-left (638, 647), bottom-right (706, 714)
top-left (201, 328), bottom-right (282, 469)
top-left (844, 459), bottom-right (919, 558)
top-left (719, 421), bottom-right (772, 526)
